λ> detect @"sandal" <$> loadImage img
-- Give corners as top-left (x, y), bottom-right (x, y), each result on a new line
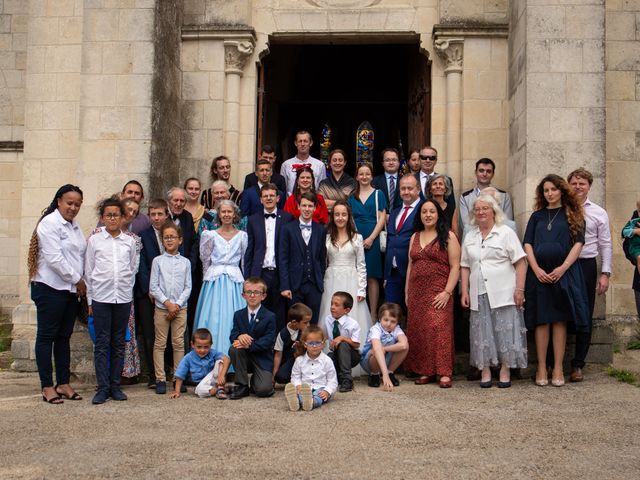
top-left (215, 387), bottom-right (228, 400)
top-left (55, 385), bottom-right (82, 401)
top-left (42, 390), bottom-right (63, 404)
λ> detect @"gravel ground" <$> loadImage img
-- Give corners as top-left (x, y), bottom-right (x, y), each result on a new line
top-left (2, 368), bottom-right (640, 480)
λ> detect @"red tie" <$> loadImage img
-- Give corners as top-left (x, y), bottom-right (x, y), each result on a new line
top-left (396, 206), bottom-right (410, 231)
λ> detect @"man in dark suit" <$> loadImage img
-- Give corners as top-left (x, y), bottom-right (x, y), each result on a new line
top-left (136, 198), bottom-right (170, 388)
top-left (279, 192), bottom-right (327, 325)
top-left (415, 145), bottom-right (455, 209)
top-left (245, 183), bottom-right (293, 330)
top-left (243, 145), bottom-right (287, 194)
top-left (384, 175), bottom-right (423, 315)
top-left (229, 277), bottom-right (277, 399)
top-left (372, 147), bottom-right (403, 210)
top-left (240, 160), bottom-right (286, 217)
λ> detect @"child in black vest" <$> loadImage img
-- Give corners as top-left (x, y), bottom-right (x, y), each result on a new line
top-left (272, 303), bottom-right (312, 385)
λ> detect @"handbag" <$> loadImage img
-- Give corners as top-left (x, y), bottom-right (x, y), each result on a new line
top-left (375, 190), bottom-right (387, 253)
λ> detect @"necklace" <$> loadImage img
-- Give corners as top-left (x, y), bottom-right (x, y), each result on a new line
top-left (547, 208), bottom-right (561, 231)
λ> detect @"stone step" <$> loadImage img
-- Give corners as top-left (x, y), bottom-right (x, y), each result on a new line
top-left (0, 314), bottom-right (12, 353)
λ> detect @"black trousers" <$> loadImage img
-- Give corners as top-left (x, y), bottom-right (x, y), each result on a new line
top-left (134, 295), bottom-right (155, 377)
top-left (572, 257), bottom-right (597, 369)
top-left (93, 301), bottom-right (131, 392)
top-left (229, 347), bottom-right (274, 397)
top-left (292, 279), bottom-right (322, 325)
top-left (261, 268), bottom-right (287, 332)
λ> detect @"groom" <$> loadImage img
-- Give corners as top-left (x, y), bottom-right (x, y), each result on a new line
top-left (279, 192), bottom-right (327, 325)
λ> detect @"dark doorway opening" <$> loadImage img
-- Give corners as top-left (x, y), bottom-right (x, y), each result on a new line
top-left (257, 41), bottom-right (431, 176)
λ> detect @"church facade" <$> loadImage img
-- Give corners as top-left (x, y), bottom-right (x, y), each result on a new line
top-left (1, 0), bottom-right (637, 371)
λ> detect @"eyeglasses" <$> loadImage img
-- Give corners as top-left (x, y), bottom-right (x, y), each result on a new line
top-left (420, 155), bottom-right (437, 161)
top-left (474, 207), bottom-right (492, 213)
top-left (305, 341), bottom-right (323, 347)
top-left (163, 236), bottom-right (180, 241)
top-left (243, 290), bottom-right (265, 296)
top-left (103, 213), bottom-right (121, 219)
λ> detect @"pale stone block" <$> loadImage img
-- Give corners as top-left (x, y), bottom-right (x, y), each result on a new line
top-left (28, 17), bottom-right (58, 46)
top-left (300, 11), bottom-right (328, 31)
top-left (358, 11), bottom-right (388, 30)
top-left (102, 42), bottom-right (133, 74)
top-left (567, 73), bottom-right (604, 107)
top-left (462, 129), bottom-right (478, 160)
top-left (21, 159), bottom-right (41, 188)
top-left (527, 73), bottom-right (566, 108)
top-left (0, 50), bottom-right (16, 69)
top-left (29, 0), bottom-right (47, 16)
top-left (606, 11), bottom-right (635, 40)
top-left (431, 103), bottom-right (445, 135)
top-left (42, 102), bottom-right (77, 130)
top-left (183, 101), bottom-right (203, 129)
top-left (582, 107), bottom-right (605, 140)
top-left (47, 0), bottom-right (75, 16)
top-left (11, 14), bottom-right (28, 34)
top-left (44, 44), bottom-right (81, 73)
top-left (132, 42), bottom-right (153, 74)
top-left (606, 40), bottom-right (640, 71)
top-left (59, 129), bottom-right (79, 159)
top-left (208, 71), bottom-right (224, 100)
top-left (490, 38), bottom-right (507, 70)
top-left (81, 75), bottom-right (117, 106)
top-left (81, 42), bottom-right (102, 74)
top-left (118, 9), bottom-right (153, 41)
top-left (182, 129), bottom-right (206, 158)
top-left (15, 51), bottom-right (27, 70)
top-left (40, 158), bottom-right (75, 188)
top-left (477, 128), bottom-right (508, 159)
top-left (606, 161), bottom-right (640, 196)
top-left (206, 129), bottom-right (223, 157)
top-left (239, 104), bottom-right (254, 136)
top-left (566, 141), bottom-right (605, 177)
top-left (3, 69), bottom-right (23, 88)
top-left (0, 32), bottom-right (11, 50)
top-left (131, 107), bottom-right (151, 140)
top-left (463, 100), bottom-right (502, 129)
top-left (135, 0), bottom-right (154, 7)
top-left (273, 12), bottom-right (302, 31)
top-left (607, 130), bottom-right (635, 162)
top-left (606, 71), bottom-right (635, 100)
top-left (182, 71), bottom-right (209, 100)
top-left (465, 70), bottom-right (507, 100)
top-left (24, 103), bottom-right (42, 129)
top-left (385, 9), bottom-right (415, 30)
top-left (115, 140), bottom-right (150, 174)
top-left (12, 125), bottom-right (24, 142)
top-left (252, 10), bottom-right (277, 37)
top-left (549, 40), bottom-right (583, 73)
top-left (582, 39), bottom-right (605, 73)
top-left (527, 140), bottom-right (567, 178)
top-left (99, 106), bottom-right (132, 139)
top-left (23, 130), bottom-right (59, 158)
top-left (463, 38), bottom-right (491, 72)
top-left (527, 6), bottom-right (565, 39)
top-left (566, 5), bottom-right (604, 40)
top-left (79, 140), bottom-right (116, 173)
top-left (202, 100), bottom-right (223, 129)
top-left (25, 73), bottom-right (57, 101)
top-left (184, 0), bottom-right (205, 15)
top-left (549, 108), bottom-right (583, 142)
top-left (84, 9), bottom-right (119, 42)
top-left (5, 0), bottom-right (29, 14)
top-left (116, 74), bottom-right (151, 107)
top-left (197, 41), bottom-right (224, 72)
top-left (12, 32), bottom-right (27, 52)
top-left (327, 11), bottom-right (359, 31)
top-left (56, 73), bottom-right (81, 101)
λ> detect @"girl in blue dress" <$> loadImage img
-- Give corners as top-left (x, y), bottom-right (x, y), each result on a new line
top-left (348, 162), bottom-right (387, 320)
top-left (523, 174), bottom-right (589, 387)
top-left (194, 200), bottom-right (247, 357)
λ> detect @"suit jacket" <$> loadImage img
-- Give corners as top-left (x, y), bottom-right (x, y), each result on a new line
top-left (416, 171), bottom-right (456, 210)
top-left (229, 306), bottom-right (276, 371)
top-left (245, 209), bottom-right (294, 278)
top-left (243, 171), bottom-right (287, 195)
top-left (137, 226), bottom-right (162, 296)
top-left (372, 173), bottom-right (402, 210)
top-left (384, 201), bottom-right (424, 277)
top-left (169, 209), bottom-right (199, 271)
top-left (278, 220), bottom-right (327, 293)
top-left (239, 185), bottom-right (286, 217)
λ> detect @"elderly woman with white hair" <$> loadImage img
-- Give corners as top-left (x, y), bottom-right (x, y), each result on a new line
top-left (460, 194), bottom-right (528, 388)
top-left (199, 180), bottom-right (248, 234)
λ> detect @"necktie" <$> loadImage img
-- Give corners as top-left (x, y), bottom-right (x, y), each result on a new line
top-left (264, 213), bottom-right (276, 219)
top-left (299, 224), bottom-right (311, 231)
top-left (389, 176), bottom-right (396, 203)
top-left (396, 206), bottom-right (410, 231)
top-left (249, 312), bottom-right (256, 328)
top-left (332, 320), bottom-right (341, 339)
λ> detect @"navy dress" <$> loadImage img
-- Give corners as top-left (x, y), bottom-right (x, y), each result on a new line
top-left (348, 190), bottom-right (387, 279)
top-left (523, 208), bottom-right (590, 332)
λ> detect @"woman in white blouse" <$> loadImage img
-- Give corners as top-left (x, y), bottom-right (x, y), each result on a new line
top-left (28, 185), bottom-right (86, 404)
top-left (460, 194), bottom-right (528, 388)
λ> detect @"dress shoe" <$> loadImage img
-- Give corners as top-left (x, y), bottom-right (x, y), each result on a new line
top-left (388, 372), bottom-right (400, 387)
top-left (155, 381), bottom-right (166, 395)
top-left (570, 368), bottom-right (584, 382)
top-left (439, 376), bottom-right (452, 389)
top-left (551, 377), bottom-right (565, 387)
top-left (497, 381), bottom-right (511, 389)
top-left (110, 388), bottom-right (128, 401)
top-left (92, 389), bottom-right (109, 405)
top-left (414, 375), bottom-right (436, 385)
top-left (368, 374), bottom-right (381, 388)
top-left (229, 385), bottom-right (251, 400)
top-left (479, 380), bottom-right (493, 388)
top-left (338, 379), bottom-right (353, 392)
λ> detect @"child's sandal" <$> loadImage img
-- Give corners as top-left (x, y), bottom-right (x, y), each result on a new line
top-left (215, 387), bottom-right (228, 400)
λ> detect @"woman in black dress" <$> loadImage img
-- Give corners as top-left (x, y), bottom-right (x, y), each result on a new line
top-left (523, 174), bottom-right (589, 387)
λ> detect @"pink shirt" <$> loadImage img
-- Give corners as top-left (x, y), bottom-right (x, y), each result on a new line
top-left (580, 198), bottom-right (612, 274)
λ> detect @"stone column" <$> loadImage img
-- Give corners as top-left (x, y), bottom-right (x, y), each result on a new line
top-left (434, 38), bottom-right (463, 194)
top-left (223, 40), bottom-right (254, 166)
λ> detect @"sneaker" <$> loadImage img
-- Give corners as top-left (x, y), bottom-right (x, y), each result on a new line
top-left (284, 383), bottom-right (299, 411)
top-left (388, 372), bottom-right (400, 387)
top-left (155, 381), bottom-right (166, 394)
top-left (110, 388), bottom-right (128, 401)
top-left (92, 389), bottom-right (109, 405)
top-left (368, 374), bottom-right (381, 388)
top-left (338, 379), bottom-right (353, 392)
top-left (173, 381), bottom-right (187, 393)
top-left (299, 383), bottom-right (313, 411)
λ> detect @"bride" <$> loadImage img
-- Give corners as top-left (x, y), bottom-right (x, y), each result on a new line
top-left (318, 200), bottom-right (372, 371)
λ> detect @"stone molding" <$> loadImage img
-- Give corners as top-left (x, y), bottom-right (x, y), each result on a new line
top-left (434, 37), bottom-right (464, 74)
top-left (0, 141), bottom-right (24, 152)
top-left (224, 40), bottom-right (255, 75)
top-left (306, 0), bottom-right (382, 7)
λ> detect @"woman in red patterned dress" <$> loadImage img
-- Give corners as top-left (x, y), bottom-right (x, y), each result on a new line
top-left (404, 199), bottom-right (461, 388)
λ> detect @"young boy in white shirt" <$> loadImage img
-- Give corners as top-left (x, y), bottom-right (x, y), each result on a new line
top-left (324, 291), bottom-right (360, 392)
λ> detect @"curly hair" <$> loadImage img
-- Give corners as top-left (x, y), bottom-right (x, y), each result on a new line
top-left (327, 200), bottom-right (358, 247)
top-left (27, 184), bottom-right (83, 281)
top-left (534, 174), bottom-right (584, 242)
top-left (413, 199), bottom-right (450, 251)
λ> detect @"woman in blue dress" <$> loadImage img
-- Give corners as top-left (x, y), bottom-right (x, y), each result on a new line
top-left (194, 200), bottom-right (247, 357)
top-left (523, 174), bottom-right (589, 387)
top-left (348, 162), bottom-right (387, 321)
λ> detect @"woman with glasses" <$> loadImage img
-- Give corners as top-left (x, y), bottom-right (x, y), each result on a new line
top-left (194, 200), bottom-right (248, 358)
top-left (460, 195), bottom-right (528, 389)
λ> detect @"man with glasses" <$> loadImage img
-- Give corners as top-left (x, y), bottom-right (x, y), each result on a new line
top-left (416, 146), bottom-right (455, 210)
top-left (372, 147), bottom-right (403, 210)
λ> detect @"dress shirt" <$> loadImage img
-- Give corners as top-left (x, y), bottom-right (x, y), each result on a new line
top-left (153, 227), bottom-right (165, 254)
top-left (395, 198), bottom-right (420, 230)
top-left (174, 349), bottom-right (225, 382)
top-left (274, 325), bottom-right (299, 352)
top-left (324, 314), bottom-right (361, 348)
top-left (419, 171), bottom-right (431, 194)
top-left (248, 305), bottom-right (261, 324)
top-left (85, 228), bottom-right (139, 305)
top-left (149, 252), bottom-right (192, 309)
top-left (290, 352), bottom-right (338, 395)
top-left (280, 155), bottom-right (325, 195)
top-left (263, 209), bottom-right (277, 268)
top-left (34, 209), bottom-right (86, 292)
top-left (580, 198), bottom-right (612, 273)
top-left (300, 220), bottom-right (312, 245)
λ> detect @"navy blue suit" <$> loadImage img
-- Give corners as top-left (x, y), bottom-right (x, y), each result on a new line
top-left (239, 185), bottom-right (286, 218)
top-left (245, 209), bottom-right (293, 330)
top-left (384, 200), bottom-right (423, 312)
top-left (244, 171), bottom-right (287, 196)
top-left (279, 220), bottom-right (327, 324)
top-left (229, 305), bottom-right (276, 396)
top-left (372, 173), bottom-right (402, 210)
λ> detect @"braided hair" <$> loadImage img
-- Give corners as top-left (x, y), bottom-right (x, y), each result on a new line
top-left (27, 184), bottom-right (83, 281)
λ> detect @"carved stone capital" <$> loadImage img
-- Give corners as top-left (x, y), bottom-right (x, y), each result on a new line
top-left (434, 37), bottom-right (464, 74)
top-left (224, 39), bottom-right (255, 75)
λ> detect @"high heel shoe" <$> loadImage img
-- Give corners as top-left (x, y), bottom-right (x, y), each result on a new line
top-left (551, 377), bottom-right (565, 387)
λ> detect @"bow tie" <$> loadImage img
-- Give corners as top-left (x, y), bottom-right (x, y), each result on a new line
top-left (264, 213), bottom-right (276, 219)
top-left (299, 224), bottom-right (312, 231)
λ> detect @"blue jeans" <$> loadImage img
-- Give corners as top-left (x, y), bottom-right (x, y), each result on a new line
top-left (297, 388), bottom-right (331, 409)
top-left (31, 282), bottom-right (80, 389)
top-left (92, 301), bottom-right (131, 392)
